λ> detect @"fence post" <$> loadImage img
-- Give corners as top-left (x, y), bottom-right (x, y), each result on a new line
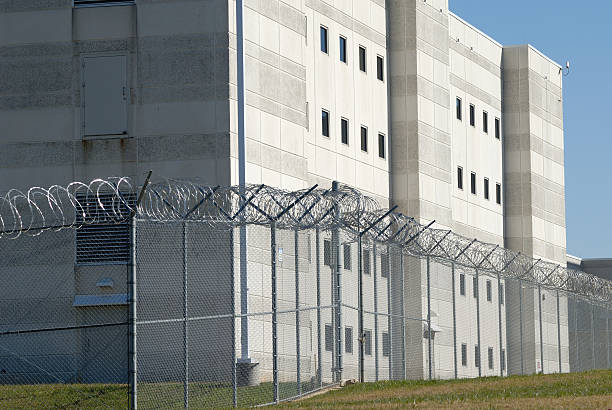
top-left (386, 245), bottom-right (392, 380)
top-left (315, 228), bottom-right (322, 387)
top-left (557, 291), bottom-right (562, 373)
top-left (129, 219), bottom-right (137, 410)
top-left (452, 263), bottom-right (457, 379)
top-left (183, 222), bottom-right (189, 409)
top-left (358, 236), bottom-right (364, 383)
top-left (519, 279), bottom-right (524, 375)
top-left (332, 182), bottom-right (343, 384)
top-left (231, 227), bottom-right (237, 407)
top-left (294, 230), bottom-right (301, 396)
top-left (575, 296), bottom-right (579, 371)
top-left (426, 256), bottom-right (432, 380)
top-left (591, 303), bottom-right (595, 370)
top-left (270, 221), bottom-right (279, 403)
top-left (497, 273), bottom-right (503, 377)
top-left (373, 242), bottom-right (379, 381)
top-left (607, 308), bottom-right (611, 369)
top-left (538, 285), bottom-right (544, 374)
top-left (476, 269), bottom-right (481, 378)
top-left (400, 251), bottom-right (406, 379)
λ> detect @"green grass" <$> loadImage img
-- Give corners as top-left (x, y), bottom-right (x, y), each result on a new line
top-left (0, 371), bottom-right (610, 409)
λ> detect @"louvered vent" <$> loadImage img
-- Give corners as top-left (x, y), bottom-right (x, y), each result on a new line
top-left (74, 0), bottom-right (135, 7)
top-left (76, 192), bottom-right (134, 265)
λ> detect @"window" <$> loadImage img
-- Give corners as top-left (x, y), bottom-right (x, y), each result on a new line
top-left (484, 178), bottom-right (490, 200)
top-left (459, 273), bottom-right (465, 296)
top-left (488, 347), bottom-right (494, 370)
top-left (473, 276), bottom-right (478, 299)
top-left (325, 324), bottom-right (333, 352)
top-left (461, 343), bottom-right (468, 366)
top-left (339, 36), bottom-right (347, 63)
top-left (376, 55), bottom-right (384, 81)
top-left (345, 327), bottom-right (353, 353)
top-left (495, 117), bottom-right (501, 139)
top-left (363, 249), bottom-right (371, 275)
top-left (75, 0), bottom-right (134, 7)
top-left (344, 243), bottom-right (352, 271)
top-left (382, 332), bottom-right (390, 357)
top-left (323, 239), bottom-right (331, 267)
top-left (81, 55), bottom-right (128, 137)
top-left (360, 126), bottom-right (368, 152)
top-left (341, 118), bottom-right (349, 145)
top-left (501, 349), bottom-right (506, 372)
top-left (359, 46), bottom-right (367, 72)
top-left (320, 26), bottom-right (328, 54)
top-left (496, 183), bottom-right (502, 205)
top-left (456, 97), bottom-right (462, 120)
top-left (457, 167), bottom-right (464, 190)
top-left (500, 283), bottom-right (505, 305)
top-left (483, 111), bottom-right (488, 134)
top-left (469, 104), bottom-right (475, 126)
top-left (486, 280), bottom-right (492, 302)
top-left (364, 329), bottom-right (372, 355)
top-left (475, 345), bottom-right (480, 368)
top-left (378, 133), bottom-right (385, 159)
top-left (321, 110), bottom-right (330, 137)
top-left (381, 253), bottom-right (389, 278)
top-left (470, 172), bottom-right (476, 195)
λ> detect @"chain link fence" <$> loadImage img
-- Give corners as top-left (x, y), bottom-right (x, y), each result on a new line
top-left (0, 177), bottom-right (611, 408)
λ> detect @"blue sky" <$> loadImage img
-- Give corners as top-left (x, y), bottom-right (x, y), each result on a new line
top-left (450, 1), bottom-right (612, 258)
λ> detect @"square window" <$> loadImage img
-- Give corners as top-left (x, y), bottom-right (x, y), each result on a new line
top-left (456, 97), bottom-right (462, 120)
top-left (341, 118), bottom-right (349, 145)
top-left (377, 55), bottom-right (384, 81)
top-left (359, 46), bottom-right (367, 72)
top-left (459, 273), bottom-right (465, 296)
top-left (323, 239), bottom-right (331, 267)
top-left (378, 133), bottom-right (385, 159)
top-left (322, 110), bottom-right (330, 137)
top-left (469, 104), bottom-right (475, 126)
top-left (495, 117), bottom-right (501, 139)
top-left (344, 243), bottom-right (352, 271)
top-left (364, 329), bottom-right (372, 355)
top-left (486, 280), bottom-right (492, 302)
top-left (473, 276), bottom-right (478, 299)
top-left (320, 26), bottom-right (328, 54)
top-left (381, 253), bottom-right (389, 278)
top-left (345, 327), bottom-right (353, 353)
top-left (361, 126), bottom-right (368, 152)
top-left (461, 343), bottom-right (468, 366)
top-left (457, 167), bottom-right (463, 190)
top-left (496, 183), bottom-right (502, 205)
top-left (339, 36), bottom-right (347, 63)
top-left (488, 347), bottom-right (494, 370)
top-left (325, 324), bottom-right (333, 352)
top-left (470, 172), bottom-right (476, 195)
top-left (483, 111), bottom-right (489, 133)
top-left (363, 249), bottom-right (371, 275)
top-left (382, 332), bottom-right (390, 357)
top-left (484, 178), bottom-right (490, 200)
top-left (475, 345), bottom-right (480, 368)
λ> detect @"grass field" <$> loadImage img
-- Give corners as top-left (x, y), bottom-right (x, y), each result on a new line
top-left (0, 370), bottom-right (610, 409)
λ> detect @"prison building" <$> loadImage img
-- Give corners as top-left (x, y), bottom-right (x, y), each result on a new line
top-left (0, 0), bottom-right (568, 384)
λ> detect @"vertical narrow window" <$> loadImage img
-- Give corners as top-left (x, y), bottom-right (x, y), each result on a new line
top-left (500, 283), bottom-right (505, 305)
top-left (488, 347), bottom-right (494, 370)
top-left (376, 55), bottom-right (384, 81)
top-left (364, 329), bottom-right (372, 355)
top-left (495, 117), bottom-right (501, 139)
top-left (486, 280), bottom-right (492, 302)
top-left (469, 104), bottom-right (475, 126)
top-left (459, 273), bottom-right (465, 296)
top-left (461, 343), bottom-right (468, 366)
top-left (359, 46), bottom-right (367, 72)
top-left (343, 243), bottom-right (352, 271)
top-left (382, 332), bottom-right (390, 357)
top-left (457, 167), bottom-right (464, 190)
top-left (323, 239), bottom-right (331, 267)
top-left (475, 345), bottom-right (480, 368)
top-left (381, 253), bottom-right (389, 278)
top-left (470, 172), bottom-right (477, 195)
top-left (360, 126), bottom-right (368, 152)
top-left (345, 327), bottom-right (353, 353)
top-left (363, 249), bottom-right (371, 275)
top-left (473, 276), bottom-right (478, 299)
top-left (325, 324), bottom-right (333, 351)
top-left (320, 26), bottom-right (328, 54)
top-left (484, 178), bottom-right (490, 200)
top-left (501, 349), bottom-right (506, 372)
top-left (483, 111), bottom-right (489, 133)
top-left (339, 36), bottom-right (347, 62)
top-left (456, 97), bottom-right (462, 120)
top-left (321, 109), bottom-right (329, 137)
top-left (496, 183), bottom-right (502, 205)
top-left (378, 133), bottom-right (385, 159)
top-left (341, 118), bottom-right (349, 145)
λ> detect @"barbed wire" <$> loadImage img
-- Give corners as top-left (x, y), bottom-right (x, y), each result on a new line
top-left (0, 177), bottom-right (610, 304)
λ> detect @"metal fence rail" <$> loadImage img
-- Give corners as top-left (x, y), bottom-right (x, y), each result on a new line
top-left (0, 176), bottom-right (610, 409)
